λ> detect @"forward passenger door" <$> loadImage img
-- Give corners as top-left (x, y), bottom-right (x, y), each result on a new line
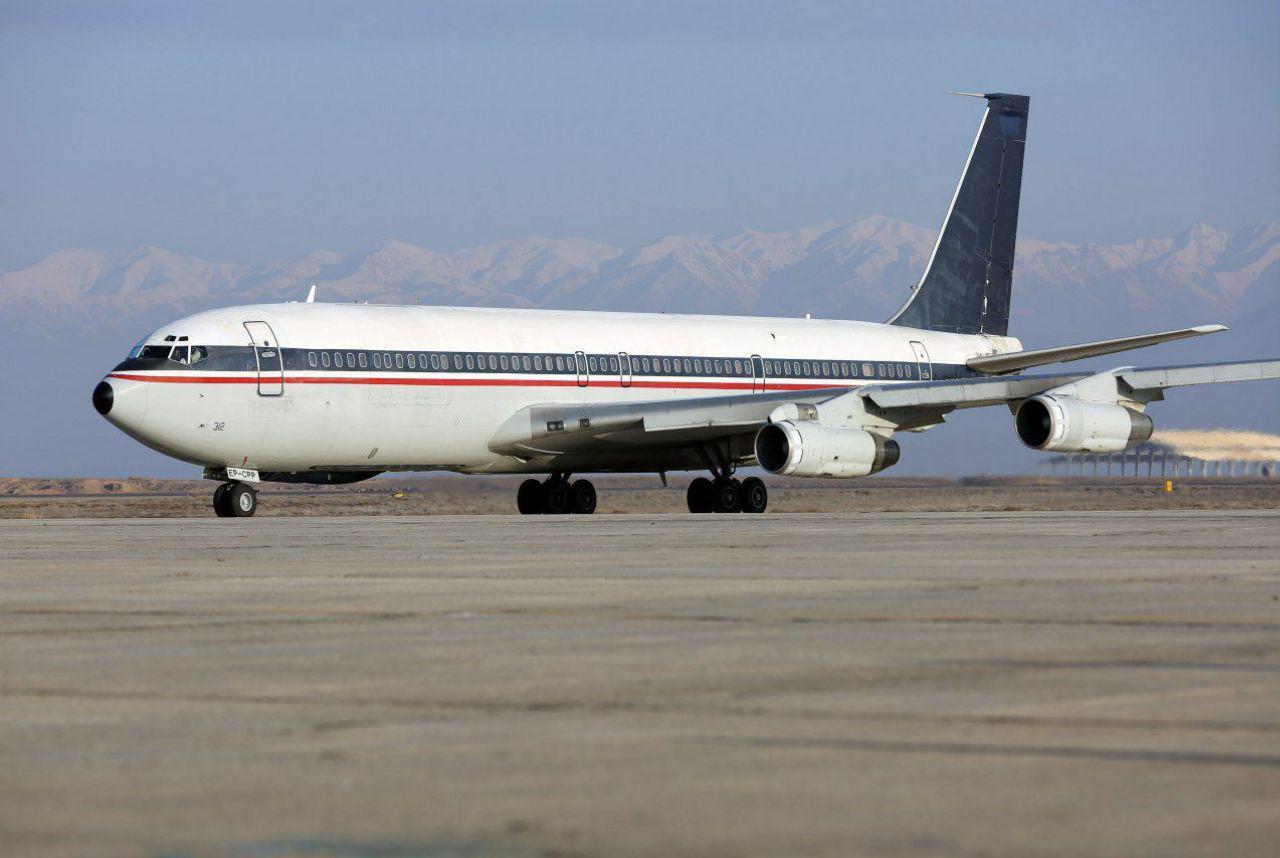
top-left (243, 321), bottom-right (284, 396)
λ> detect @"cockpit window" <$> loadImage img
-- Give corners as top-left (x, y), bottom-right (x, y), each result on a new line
top-left (169, 345), bottom-right (190, 364)
top-left (139, 345), bottom-right (172, 360)
top-left (189, 346), bottom-right (208, 364)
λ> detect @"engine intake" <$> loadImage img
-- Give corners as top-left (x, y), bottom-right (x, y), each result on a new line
top-left (1015, 395), bottom-right (1153, 453)
top-left (755, 422), bottom-right (900, 478)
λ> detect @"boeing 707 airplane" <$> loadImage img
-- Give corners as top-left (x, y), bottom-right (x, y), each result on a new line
top-left (92, 93), bottom-right (1280, 516)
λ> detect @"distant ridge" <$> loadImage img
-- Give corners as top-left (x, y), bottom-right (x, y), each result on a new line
top-left (2, 217), bottom-right (1277, 348)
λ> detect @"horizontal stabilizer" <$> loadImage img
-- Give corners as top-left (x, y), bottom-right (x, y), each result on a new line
top-left (967, 325), bottom-right (1227, 374)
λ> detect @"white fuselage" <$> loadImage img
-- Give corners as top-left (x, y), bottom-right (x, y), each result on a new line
top-left (100, 303), bottom-right (1019, 476)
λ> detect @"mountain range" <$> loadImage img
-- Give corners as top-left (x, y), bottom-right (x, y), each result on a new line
top-left (1, 216), bottom-right (1276, 477)
top-left (4, 216), bottom-right (1279, 344)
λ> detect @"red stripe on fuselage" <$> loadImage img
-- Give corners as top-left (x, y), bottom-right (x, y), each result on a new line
top-left (106, 372), bottom-right (850, 392)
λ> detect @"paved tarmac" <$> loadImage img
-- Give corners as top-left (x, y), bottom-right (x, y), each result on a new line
top-left (2, 511), bottom-right (1279, 856)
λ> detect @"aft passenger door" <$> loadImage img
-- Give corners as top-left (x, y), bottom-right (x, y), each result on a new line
top-left (244, 321), bottom-right (284, 396)
top-left (909, 341), bottom-right (932, 381)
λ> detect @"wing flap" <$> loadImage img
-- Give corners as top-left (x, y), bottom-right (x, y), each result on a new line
top-left (1120, 358), bottom-right (1280, 391)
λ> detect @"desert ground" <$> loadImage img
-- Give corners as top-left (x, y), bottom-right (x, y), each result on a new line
top-left (2, 504), bottom-right (1279, 856)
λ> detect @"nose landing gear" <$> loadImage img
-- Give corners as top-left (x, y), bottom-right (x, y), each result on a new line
top-left (213, 482), bottom-right (258, 518)
top-left (516, 475), bottom-right (598, 515)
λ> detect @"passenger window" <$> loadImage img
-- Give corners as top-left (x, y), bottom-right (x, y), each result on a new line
top-left (382, 353), bottom-right (391, 368)
top-left (801, 361), bottom-right (810, 375)
top-left (429, 354), bottom-right (439, 370)
top-left (372, 353), bottom-right (381, 369)
top-left (662, 358), bottom-right (671, 373)
top-left (522, 355), bottom-right (532, 371)
top-left (484, 355), bottom-right (494, 370)
top-left (731, 359), bottom-right (740, 375)
top-left (464, 354), bottom-right (474, 370)
top-left (391, 353), bottom-right (400, 369)
top-left (322, 352), bottom-right (331, 368)
top-left (308, 352), bottom-right (317, 368)
top-left (359, 353), bottom-right (368, 368)
top-left (334, 353), bottom-right (344, 368)
top-left (500, 354), bottom-right (510, 371)
top-left (555, 356), bottom-right (565, 372)
top-left (418, 353), bottom-right (427, 367)
top-left (609, 356), bottom-right (619, 373)
top-left (588, 356), bottom-right (598, 372)
top-left (407, 354), bottom-right (416, 369)
top-left (681, 358), bottom-right (690, 374)
top-left (534, 355), bottom-right (543, 371)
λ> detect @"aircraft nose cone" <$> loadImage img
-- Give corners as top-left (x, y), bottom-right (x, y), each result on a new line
top-left (92, 380), bottom-right (114, 416)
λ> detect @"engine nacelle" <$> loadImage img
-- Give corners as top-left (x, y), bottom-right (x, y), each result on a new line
top-left (755, 422), bottom-right (900, 478)
top-left (1014, 395), bottom-right (1153, 453)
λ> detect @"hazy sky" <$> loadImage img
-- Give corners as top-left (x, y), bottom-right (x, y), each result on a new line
top-left (2, 0), bottom-right (1277, 270)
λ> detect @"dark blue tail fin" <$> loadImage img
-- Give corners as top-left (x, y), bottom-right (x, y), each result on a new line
top-left (888, 92), bottom-right (1030, 336)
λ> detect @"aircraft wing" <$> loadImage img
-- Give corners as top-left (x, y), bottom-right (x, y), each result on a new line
top-left (965, 324), bottom-right (1227, 374)
top-left (486, 359), bottom-right (1280, 462)
top-left (487, 386), bottom-right (851, 458)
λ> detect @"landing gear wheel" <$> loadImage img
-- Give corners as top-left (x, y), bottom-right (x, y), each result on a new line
top-left (570, 479), bottom-right (597, 515)
top-left (227, 483), bottom-right (257, 518)
top-left (740, 477), bottom-right (768, 513)
top-left (542, 479), bottom-right (571, 515)
top-left (517, 479), bottom-right (544, 514)
top-left (687, 477), bottom-right (714, 513)
top-left (213, 482), bottom-right (234, 517)
top-left (711, 478), bottom-right (741, 513)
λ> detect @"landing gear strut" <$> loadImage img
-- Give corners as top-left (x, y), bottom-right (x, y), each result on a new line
top-left (213, 481), bottom-right (257, 518)
top-left (686, 444), bottom-right (767, 514)
top-left (517, 474), bottom-right (597, 515)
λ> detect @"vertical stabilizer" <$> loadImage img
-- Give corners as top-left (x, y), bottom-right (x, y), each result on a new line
top-left (888, 92), bottom-right (1030, 336)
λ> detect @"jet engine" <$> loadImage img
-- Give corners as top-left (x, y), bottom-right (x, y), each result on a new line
top-left (755, 422), bottom-right (900, 478)
top-left (1014, 395), bottom-right (1153, 453)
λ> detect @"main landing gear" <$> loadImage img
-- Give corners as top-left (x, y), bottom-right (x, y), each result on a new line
top-left (213, 481), bottom-right (258, 518)
top-left (687, 445), bottom-right (768, 514)
top-left (517, 475), bottom-right (597, 515)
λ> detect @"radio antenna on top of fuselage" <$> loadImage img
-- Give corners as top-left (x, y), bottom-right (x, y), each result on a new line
top-left (305, 284), bottom-right (317, 303)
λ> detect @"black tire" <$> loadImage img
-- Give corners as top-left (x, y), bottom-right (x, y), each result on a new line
top-left (517, 479), bottom-right (544, 514)
top-left (227, 483), bottom-right (257, 518)
top-left (687, 477), bottom-right (714, 513)
top-left (213, 482), bottom-right (233, 517)
top-left (711, 478), bottom-right (741, 513)
top-left (543, 479), bottom-right (571, 514)
top-left (570, 479), bottom-right (597, 514)
top-left (740, 476), bottom-right (768, 513)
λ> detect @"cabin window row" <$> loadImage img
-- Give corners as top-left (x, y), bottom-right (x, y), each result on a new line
top-left (300, 349), bottom-right (918, 380)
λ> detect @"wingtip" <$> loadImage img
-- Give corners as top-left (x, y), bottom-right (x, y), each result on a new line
top-left (1193, 324), bottom-right (1229, 333)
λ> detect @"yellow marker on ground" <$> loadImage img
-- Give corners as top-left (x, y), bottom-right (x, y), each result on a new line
top-left (1164, 480), bottom-right (1174, 493)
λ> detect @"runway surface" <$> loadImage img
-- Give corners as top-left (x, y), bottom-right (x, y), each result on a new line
top-left (3, 511), bottom-right (1279, 856)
